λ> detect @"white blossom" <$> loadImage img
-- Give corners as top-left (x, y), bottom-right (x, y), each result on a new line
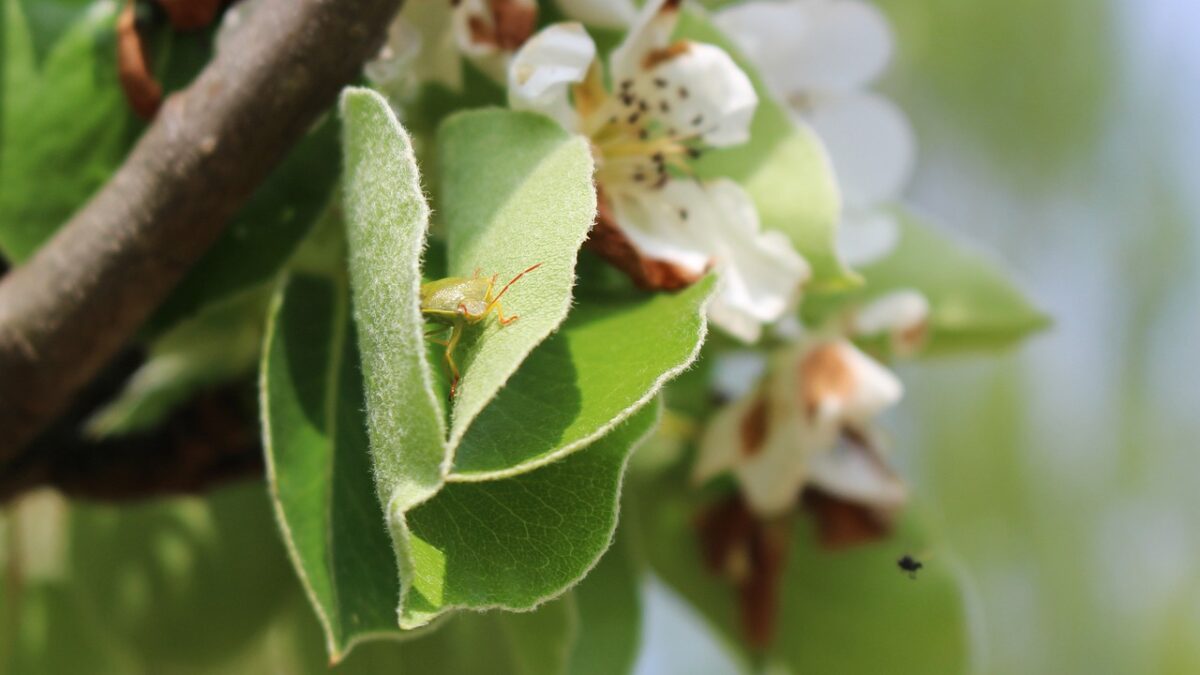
top-left (716, 0), bottom-right (916, 267)
top-left (367, 0), bottom-right (537, 94)
top-left (850, 289), bottom-right (931, 355)
top-left (509, 0), bottom-right (809, 342)
top-left (694, 339), bottom-right (906, 518)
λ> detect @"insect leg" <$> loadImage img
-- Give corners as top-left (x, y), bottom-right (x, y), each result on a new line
top-left (444, 321), bottom-right (464, 398)
top-left (495, 306), bottom-right (519, 326)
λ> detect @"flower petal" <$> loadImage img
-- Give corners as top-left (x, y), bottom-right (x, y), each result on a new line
top-left (610, 0), bottom-right (682, 81)
top-left (737, 397), bottom-right (828, 516)
top-left (717, 0), bottom-right (893, 96)
top-left (834, 342), bottom-right (903, 423)
top-left (606, 179), bottom-right (806, 343)
top-left (634, 42), bottom-right (759, 147)
top-left (508, 22), bottom-right (596, 130)
top-left (606, 185), bottom-right (712, 275)
top-left (697, 180), bottom-right (809, 342)
top-left (792, 340), bottom-right (902, 426)
top-left (736, 433), bottom-right (807, 516)
top-left (364, 16), bottom-right (424, 96)
top-left (851, 289), bottom-right (931, 355)
top-left (696, 390), bottom-right (813, 517)
top-left (693, 392), bottom-right (756, 486)
top-left (555, 0), bottom-right (638, 29)
top-left (452, 0), bottom-right (538, 55)
top-left (807, 431), bottom-right (907, 509)
top-left (837, 207), bottom-right (901, 267)
top-left (399, 0), bottom-right (466, 90)
top-left (804, 92), bottom-right (916, 208)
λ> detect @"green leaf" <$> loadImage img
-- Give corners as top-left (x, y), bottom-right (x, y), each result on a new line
top-left (261, 590), bottom-right (578, 675)
top-left (146, 116), bottom-right (341, 333)
top-left (676, 9), bottom-right (855, 290)
top-left (435, 108), bottom-right (597, 448)
top-left (261, 272), bottom-right (401, 660)
top-left (262, 268), bottom-right (661, 650)
top-left (450, 278), bottom-right (714, 479)
top-left (630, 468), bottom-right (973, 674)
top-left (0, 0), bottom-right (136, 260)
top-left (0, 0), bottom-right (213, 261)
top-left (566, 526), bottom-right (643, 675)
top-left (341, 87), bottom-right (448, 511)
top-left (806, 208), bottom-right (1050, 354)
top-left (0, 484), bottom-right (578, 675)
top-left (399, 401), bottom-right (659, 628)
top-left (86, 286), bottom-right (268, 438)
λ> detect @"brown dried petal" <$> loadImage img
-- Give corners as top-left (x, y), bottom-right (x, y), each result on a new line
top-left (117, 1), bottom-right (162, 120)
top-left (642, 41), bottom-right (691, 70)
top-left (696, 495), bottom-right (791, 649)
top-left (488, 0), bottom-right (537, 51)
top-left (739, 395), bottom-right (769, 458)
top-left (799, 342), bottom-right (856, 420)
top-left (587, 189), bottom-right (702, 291)
top-left (802, 487), bottom-right (894, 550)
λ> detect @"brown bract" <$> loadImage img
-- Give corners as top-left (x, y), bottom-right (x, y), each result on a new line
top-left (465, 0), bottom-right (537, 52)
top-left (117, 1), bottom-right (163, 119)
top-left (739, 395), bottom-right (769, 458)
top-left (696, 495), bottom-right (792, 649)
top-left (802, 487), bottom-right (894, 549)
top-left (586, 188), bottom-right (702, 291)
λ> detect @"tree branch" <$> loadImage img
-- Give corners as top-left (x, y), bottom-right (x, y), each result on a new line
top-left (0, 386), bottom-right (263, 503)
top-left (0, 0), bottom-right (403, 459)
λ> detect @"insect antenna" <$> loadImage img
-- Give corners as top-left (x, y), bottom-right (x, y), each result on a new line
top-left (490, 263), bottom-right (543, 306)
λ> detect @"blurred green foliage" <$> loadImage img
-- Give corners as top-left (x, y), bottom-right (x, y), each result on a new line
top-left (877, 0), bottom-right (1113, 183)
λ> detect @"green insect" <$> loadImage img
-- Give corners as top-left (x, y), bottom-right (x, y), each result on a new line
top-left (421, 263), bottom-right (542, 398)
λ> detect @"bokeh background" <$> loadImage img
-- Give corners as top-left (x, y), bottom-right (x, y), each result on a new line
top-left (638, 0), bottom-right (1200, 673)
top-left (3, 0), bottom-right (1197, 673)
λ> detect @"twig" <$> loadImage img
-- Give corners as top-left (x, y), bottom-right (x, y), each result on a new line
top-left (0, 0), bottom-right (404, 459)
top-left (0, 385), bottom-right (263, 503)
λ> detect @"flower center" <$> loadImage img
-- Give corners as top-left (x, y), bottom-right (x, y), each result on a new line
top-left (575, 72), bottom-right (710, 191)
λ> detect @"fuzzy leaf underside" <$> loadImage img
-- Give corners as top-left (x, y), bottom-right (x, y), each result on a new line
top-left (436, 108), bottom-right (598, 448)
top-left (341, 87), bottom-right (448, 512)
top-left (262, 269), bottom-right (661, 654)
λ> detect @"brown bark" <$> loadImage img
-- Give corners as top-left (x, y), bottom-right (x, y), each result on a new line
top-left (0, 0), bottom-right (405, 461)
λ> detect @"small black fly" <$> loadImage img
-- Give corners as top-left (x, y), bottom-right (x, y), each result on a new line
top-left (897, 554), bottom-right (923, 579)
